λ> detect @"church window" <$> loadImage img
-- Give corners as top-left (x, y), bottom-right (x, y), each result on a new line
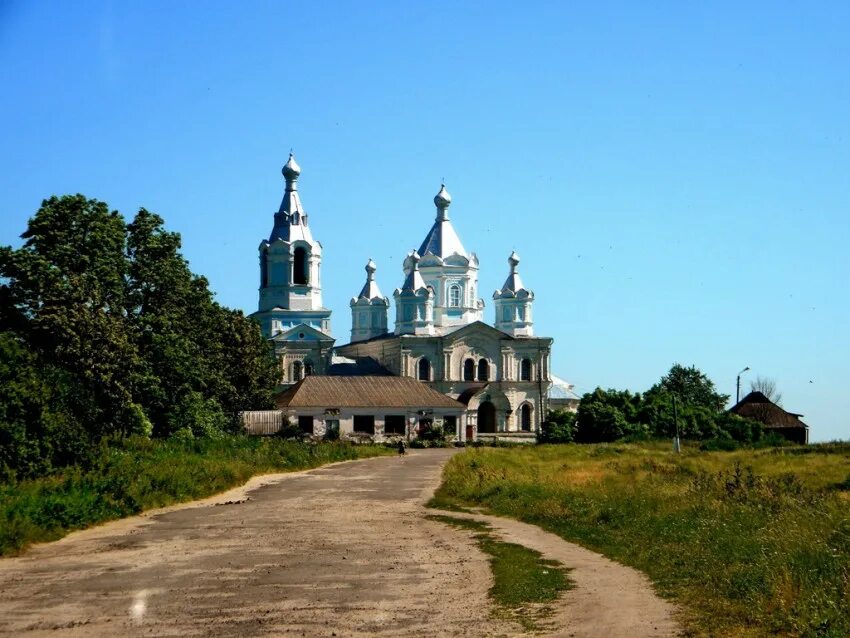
top-left (291, 360), bottom-right (303, 382)
top-left (293, 247), bottom-right (309, 285)
top-left (520, 358), bottom-right (532, 381)
top-left (417, 358), bottom-right (431, 381)
top-left (463, 359), bottom-right (475, 381)
top-left (477, 358), bottom-right (489, 381)
top-left (304, 359), bottom-right (314, 376)
top-left (404, 305), bottom-right (413, 321)
top-left (518, 305), bottom-right (526, 321)
top-left (502, 306), bottom-right (511, 322)
top-left (448, 284), bottom-right (462, 308)
top-left (260, 250), bottom-right (268, 287)
top-left (520, 404), bottom-right (533, 431)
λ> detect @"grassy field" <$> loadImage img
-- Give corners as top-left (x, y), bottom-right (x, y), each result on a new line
top-left (431, 442), bottom-right (850, 638)
top-left (0, 436), bottom-right (392, 556)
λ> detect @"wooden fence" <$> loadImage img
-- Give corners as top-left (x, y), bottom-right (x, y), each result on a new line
top-left (240, 410), bottom-right (285, 436)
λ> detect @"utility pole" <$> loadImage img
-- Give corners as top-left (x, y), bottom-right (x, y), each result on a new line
top-left (672, 394), bottom-right (681, 454)
top-left (736, 366), bottom-right (750, 403)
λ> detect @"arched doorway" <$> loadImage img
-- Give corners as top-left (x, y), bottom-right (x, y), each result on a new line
top-left (520, 403), bottom-right (533, 431)
top-left (477, 401), bottom-right (496, 434)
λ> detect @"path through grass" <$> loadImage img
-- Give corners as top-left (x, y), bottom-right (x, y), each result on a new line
top-left (427, 514), bottom-right (572, 631)
top-left (432, 442), bottom-right (850, 637)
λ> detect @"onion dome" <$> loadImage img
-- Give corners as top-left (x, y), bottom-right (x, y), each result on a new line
top-left (356, 258), bottom-right (384, 301)
top-left (508, 251), bottom-right (520, 270)
top-left (282, 153), bottom-right (301, 183)
top-left (434, 183), bottom-right (451, 210)
top-left (496, 251), bottom-right (529, 296)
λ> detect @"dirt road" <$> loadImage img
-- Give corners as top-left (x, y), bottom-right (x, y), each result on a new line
top-left (0, 450), bottom-right (681, 637)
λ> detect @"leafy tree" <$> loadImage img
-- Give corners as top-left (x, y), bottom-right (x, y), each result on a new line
top-left (0, 196), bottom-right (139, 438)
top-left (539, 409), bottom-right (576, 443)
top-left (123, 209), bottom-right (275, 436)
top-left (0, 195), bottom-right (278, 475)
top-left (645, 363), bottom-right (729, 412)
top-left (0, 332), bottom-right (92, 478)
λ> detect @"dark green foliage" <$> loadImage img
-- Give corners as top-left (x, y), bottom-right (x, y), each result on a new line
top-left (274, 420), bottom-right (308, 441)
top-left (539, 409), bottom-right (575, 443)
top-left (645, 363), bottom-right (730, 412)
top-left (418, 422), bottom-right (450, 442)
top-left (575, 388), bottom-right (647, 443)
top-left (0, 195), bottom-right (278, 477)
top-left (574, 365), bottom-right (765, 444)
top-left (0, 436), bottom-right (391, 555)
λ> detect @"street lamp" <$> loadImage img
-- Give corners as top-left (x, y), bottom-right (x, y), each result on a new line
top-left (736, 366), bottom-right (750, 404)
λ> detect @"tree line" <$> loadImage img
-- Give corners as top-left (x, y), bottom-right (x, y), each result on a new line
top-left (0, 195), bottom-right (278, 478)
top-left (542, 364), bottom-right (771, 446)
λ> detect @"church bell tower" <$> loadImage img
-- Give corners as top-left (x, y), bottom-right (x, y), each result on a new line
top-left (251, 153), bottom-right (332, 339)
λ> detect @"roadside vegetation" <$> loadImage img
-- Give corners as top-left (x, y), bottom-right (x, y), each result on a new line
top-left (1, 195), bottom-right (278, 481)
top-left (542, 363), bottom-right (779, 447)
top-left (427, 514), bottom-right (572, 631)
top-left (0, 436), bottom-right (391, 556)
top-left (432, 442), bottom-right (850, 637)
top-left (0, 196), bottom-right (396, 556)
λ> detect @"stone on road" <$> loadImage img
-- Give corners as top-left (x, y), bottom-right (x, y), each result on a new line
top-left (0, 449), bottom-right (682, 637)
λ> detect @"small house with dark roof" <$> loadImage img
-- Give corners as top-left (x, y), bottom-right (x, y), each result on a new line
top-left (728, 391), bottom-right (809, 444)
top-left (275, 376), bottom-right (466, 441)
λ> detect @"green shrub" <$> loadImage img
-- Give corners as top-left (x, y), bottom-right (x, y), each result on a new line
top-left (539, 409), bottom-right (575, 443)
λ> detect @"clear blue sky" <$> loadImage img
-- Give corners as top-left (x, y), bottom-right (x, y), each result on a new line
top-left (1, 1), bottom-right (848, 441)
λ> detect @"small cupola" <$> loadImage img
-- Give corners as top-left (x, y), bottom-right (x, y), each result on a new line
top-left (394, 251), bottom-right (435, 335)
top-left (493, 251), bottom-right (535, 336)
top-left (350, 258), bottom-right (390, 342)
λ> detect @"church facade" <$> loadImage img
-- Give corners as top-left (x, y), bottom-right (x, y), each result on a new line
top-left (250, 155), bottom-right (553, 441)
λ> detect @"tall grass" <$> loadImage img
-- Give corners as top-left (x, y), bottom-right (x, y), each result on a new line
top-left (432, 442), bottom-right (850, 637)
top-left (0, 435), bottom-right (390, 556)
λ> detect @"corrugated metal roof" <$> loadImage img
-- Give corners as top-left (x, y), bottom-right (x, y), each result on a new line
top-left (276, 376), bottom-right (465, 409)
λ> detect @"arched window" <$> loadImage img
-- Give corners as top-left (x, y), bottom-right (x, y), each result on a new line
top-left (417, 358), bottom-right (431, 381)
top-left (304, 359), bottom-right (314, 376)
top-left (520, 404), bottom-right (533, 431)
top-left (477, 358), bottom-right (489, 381)
top-left (520, 358), bottom-right (532, 381)
top-left (448, 284), bottom-right (461, 307)
top-left (291, 360), bottom-right (303, 382)
top-left (463, 359), bottom-right (475, 381)
top-left (293, 247), bottom-right (309, 285)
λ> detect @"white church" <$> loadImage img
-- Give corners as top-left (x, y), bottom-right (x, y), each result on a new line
top-left (250, 154), bottom-right (572, 442)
